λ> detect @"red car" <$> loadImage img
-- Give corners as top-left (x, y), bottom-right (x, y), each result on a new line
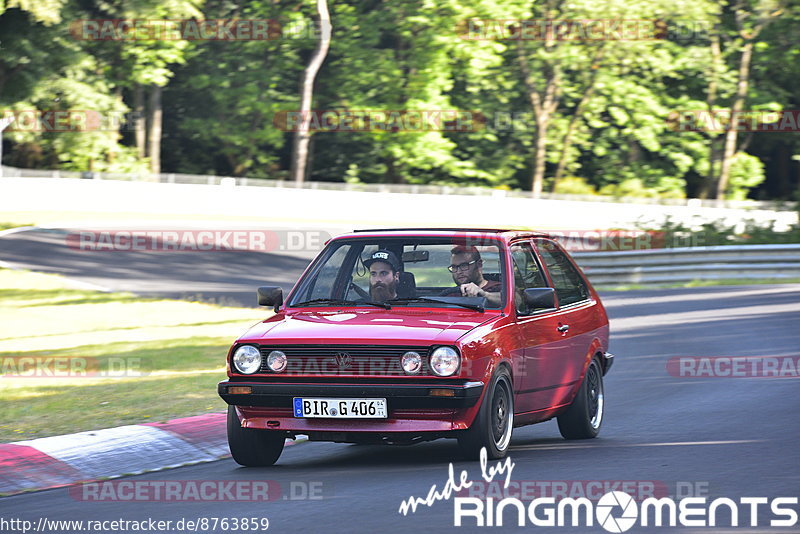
top-left (218, 229), bottom-right (613, 465)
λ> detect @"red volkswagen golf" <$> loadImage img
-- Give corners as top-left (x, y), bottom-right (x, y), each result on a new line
top-left (218, 229), bottom-right (613, 465)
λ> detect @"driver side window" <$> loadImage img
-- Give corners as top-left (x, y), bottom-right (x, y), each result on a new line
top-left (510, 242), bottom-right (547, 315)
top-left (305, 245), bottom-right (349, 300)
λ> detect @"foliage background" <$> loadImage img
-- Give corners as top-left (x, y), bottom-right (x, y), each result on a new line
top-left (1, 0), bottom-right (798, 201)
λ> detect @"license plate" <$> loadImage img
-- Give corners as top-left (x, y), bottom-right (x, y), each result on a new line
top-left (293, 398), bottom-right (387, 418)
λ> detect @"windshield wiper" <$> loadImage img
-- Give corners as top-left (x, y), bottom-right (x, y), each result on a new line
top-left (292, 298), bottom-right (391, 310)
top-left (388, 296), bottom-right (485, 312)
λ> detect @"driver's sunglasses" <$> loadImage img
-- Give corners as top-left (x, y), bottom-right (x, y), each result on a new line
top-left (448, 259), bottom-right (478, 272)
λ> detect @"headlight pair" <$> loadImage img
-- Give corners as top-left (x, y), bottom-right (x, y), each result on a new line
top-left (232, 346), bottom-right (285, 374)
top-left (428, 346), bottom-right (460, 377)
top-left (404, 346), bottom-right (460, 376)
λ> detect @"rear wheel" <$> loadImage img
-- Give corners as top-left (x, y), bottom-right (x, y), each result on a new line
top-left (458, 367), bottom-right (514, 460)
top-left (227, 406), bottom-right (285, 466)
top-left (557, 357), bottom-right (604, 439)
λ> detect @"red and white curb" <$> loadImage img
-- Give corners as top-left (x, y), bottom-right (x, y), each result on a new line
top-left (0, 413), bottom-right (303, 497)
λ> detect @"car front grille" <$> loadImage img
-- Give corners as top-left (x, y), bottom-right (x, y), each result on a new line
top-left (258, 345), bottom-right (432, 376)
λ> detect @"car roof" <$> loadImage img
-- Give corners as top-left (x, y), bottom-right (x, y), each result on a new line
top-left (337, 228), bottom-right (553, 240)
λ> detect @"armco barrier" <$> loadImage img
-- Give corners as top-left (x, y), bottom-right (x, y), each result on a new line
top-left (572, 244), bottom-right (800, 286)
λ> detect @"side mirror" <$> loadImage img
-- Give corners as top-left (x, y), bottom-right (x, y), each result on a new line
top-left (523, 287), bottom-right (556, 310)
top-left (258, 286), bottom-right (283, 311)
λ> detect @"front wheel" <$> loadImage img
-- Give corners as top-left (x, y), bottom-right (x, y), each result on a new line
top-left (458, 368), bottom-right (514, 460)
top-left (227, 406), bottom-right (285, 466)
top-left (557, 357), bottom-right (604, 439)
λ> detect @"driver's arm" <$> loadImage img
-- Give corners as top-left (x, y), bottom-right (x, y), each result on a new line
top-left (477, 288), bottom-right (502, 307)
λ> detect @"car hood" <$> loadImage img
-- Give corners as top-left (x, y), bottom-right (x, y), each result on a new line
top-left (238, 308), bottom-right (501, 346)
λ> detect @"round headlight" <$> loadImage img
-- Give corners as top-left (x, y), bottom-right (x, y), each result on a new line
top-left (401, 351), bottom-right (422, 374)
top-left (267, 350), bottom-right (287, 373)
top-left (232, 345), bottom-right (262, 374)
top-left (429, 346), bottom-right (460, 377)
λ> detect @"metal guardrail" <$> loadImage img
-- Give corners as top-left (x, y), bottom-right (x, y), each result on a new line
top-left (573, 244), bottom-right (800, 286)
top-left (2, 165), bottom-right (797, 211)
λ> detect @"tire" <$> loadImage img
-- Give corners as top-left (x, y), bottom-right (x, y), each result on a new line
top-left (227, 406), bottom-right (285, 466)
top-left (458, 367), bottom-right (514, 460)
top-left (557, 357), bottom-right (604, 439)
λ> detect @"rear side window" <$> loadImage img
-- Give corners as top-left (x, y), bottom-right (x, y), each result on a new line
top-left (534, 239), bottom-right (590, 306)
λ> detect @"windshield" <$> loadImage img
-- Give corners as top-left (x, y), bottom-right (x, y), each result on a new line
top-left (288, 237), bottom-right (506, 310)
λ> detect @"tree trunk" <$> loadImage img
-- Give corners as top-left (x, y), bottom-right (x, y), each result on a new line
top-left (715, 0), bottom-right (780, 199)
top-left (134, 84), bottom-right (146, 159)
top-left (716, 39), bottom-right (754, 199)
top-left (148, 85), bottom-right (162, 174)
top-left (386, 156), bottom-right (403, 184)
top-left (290, 0), bottom-right (332, 185)
top-left (531, 116), bottom-right (550, 197)
top-left (552, 46), bottom-right (605, 189)
top-left (700, 33), bottom-right (722, 199)
top-left (107, 87), bottom-right (123, 165)
top-left (702, 139), bottom-right (720, 199)
top-left (517, 40), bottom-right (560, 198)
top-left (552, 103), bottom-right (585, 190)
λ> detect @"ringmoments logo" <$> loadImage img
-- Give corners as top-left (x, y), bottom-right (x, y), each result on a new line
top-left (452, 492), bottom-right (798, 530)
top-left (397, 449), bottom-right (799, 531)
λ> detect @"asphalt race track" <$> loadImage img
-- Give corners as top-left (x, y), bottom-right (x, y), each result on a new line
top-left (1, 228), bottom-right (799, 533)
top-left (0, 227), bottom-right (320, 307)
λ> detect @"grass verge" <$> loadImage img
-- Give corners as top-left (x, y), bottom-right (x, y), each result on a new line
top-left (0, 221), bottom-right (34, 232)
top-left (0, 268), bottom-right (267, 443)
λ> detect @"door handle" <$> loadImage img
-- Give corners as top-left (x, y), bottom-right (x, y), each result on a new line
top-left (557, 324), bottom-right (570, 333)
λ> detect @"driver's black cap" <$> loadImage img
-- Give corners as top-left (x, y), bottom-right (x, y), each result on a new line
top-left (363, 249), bottom-right (401, 272)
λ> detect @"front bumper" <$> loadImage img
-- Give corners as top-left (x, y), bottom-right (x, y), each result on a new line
top-left (218, 379), bottom-right (485, 410)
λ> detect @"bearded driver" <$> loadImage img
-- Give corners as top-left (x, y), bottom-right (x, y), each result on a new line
top-left (363, 249), bottom-right (401, 302)
top-left (442, 245), bottom-right (502, 307)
